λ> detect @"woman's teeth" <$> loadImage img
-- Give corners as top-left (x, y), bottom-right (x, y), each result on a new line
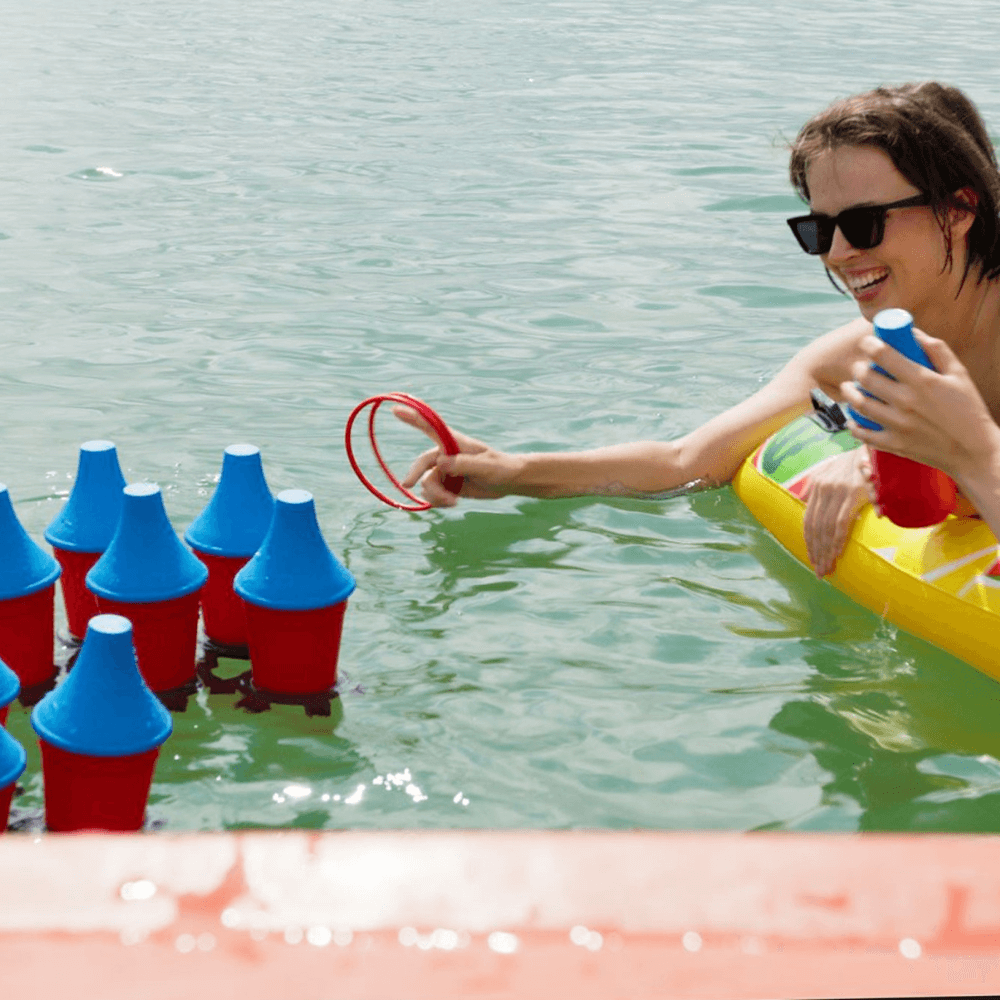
top-left (846, 269), bottom-right (888, 293)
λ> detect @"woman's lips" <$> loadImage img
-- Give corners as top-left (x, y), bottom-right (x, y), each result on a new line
top-left (844, 267), bottom-right (889, 301)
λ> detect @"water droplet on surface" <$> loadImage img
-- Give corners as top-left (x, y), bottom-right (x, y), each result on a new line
top-left (682, 931), bottom-right (702, 952)
top-left (175, 933), bottom-right (196, 953)
top-left (488, 931), bottom-right (519, 955)
top-left (307, 926), bottom-right (332, 947)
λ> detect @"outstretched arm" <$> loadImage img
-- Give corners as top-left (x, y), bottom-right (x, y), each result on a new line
top-left (397, 322), bottom-right (867, 508)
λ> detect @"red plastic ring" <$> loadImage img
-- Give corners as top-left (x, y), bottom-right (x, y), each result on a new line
top-left (345, 393), bottom-right (464, 511)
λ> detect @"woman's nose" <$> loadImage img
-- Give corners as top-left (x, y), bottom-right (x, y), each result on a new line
top-left (824, 223), bottom-right (860, 263)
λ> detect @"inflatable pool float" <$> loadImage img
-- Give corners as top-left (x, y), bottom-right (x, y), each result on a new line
top-left (732, 406), bottom-right (1000, 680)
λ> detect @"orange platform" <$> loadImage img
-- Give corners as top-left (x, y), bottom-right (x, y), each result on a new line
top-left (1, 830), bottom-right (998, 999)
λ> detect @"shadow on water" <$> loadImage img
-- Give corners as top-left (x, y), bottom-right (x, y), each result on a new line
top-left (768, 641), bottom-right (1000, 832)
top-left (695, 486), bottom-right (1000, 833)
top-left (399, 496), bottom-right (610, 625)
top-left (418, 498), bottom-right (600, 580)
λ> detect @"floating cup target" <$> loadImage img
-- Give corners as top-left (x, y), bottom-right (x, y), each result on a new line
top-left (31, 614), bottom-right (172, 832)
top-left (345, 393), bottom-right (463, 511)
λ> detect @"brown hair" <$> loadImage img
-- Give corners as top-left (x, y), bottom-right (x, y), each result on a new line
top-left (789, 82), bottom-right (1000, 284)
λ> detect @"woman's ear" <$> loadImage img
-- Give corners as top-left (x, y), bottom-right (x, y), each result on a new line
top-left (949, 186), bottom-right (978, 238)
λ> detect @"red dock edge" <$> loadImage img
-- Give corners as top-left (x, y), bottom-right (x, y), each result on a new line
top-left (1, 831), bottom-right (998, 999)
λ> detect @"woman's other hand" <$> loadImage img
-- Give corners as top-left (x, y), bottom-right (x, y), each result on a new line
top-left (841, 331), bottom-right (1000, 484)
top-left (800, 446), bottom-right (873, 577)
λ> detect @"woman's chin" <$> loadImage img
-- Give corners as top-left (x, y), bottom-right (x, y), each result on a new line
top-left (852, 285), bottom-right (895, 318)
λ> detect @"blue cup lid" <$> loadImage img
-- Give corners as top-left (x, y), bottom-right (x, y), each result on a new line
top-left (184, 444), bottom-right (275, 557)
top-left (86, 484), bottom-right (208, 603)
top-left (234, 489), bottom-right (356, 610)
top-left (0, 656), bottom-right (19, 710)
top-left (31, 614), bottom-right (172, 757)
top-left (0, 484), bottom-right (61, 602)
top-left (0, 725), bottom-right (27, 789)
top-left (44, 440), bottom-right (127, 553)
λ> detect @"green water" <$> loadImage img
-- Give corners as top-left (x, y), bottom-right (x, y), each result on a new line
top-left (4, 0), bottom-right (1000, 833)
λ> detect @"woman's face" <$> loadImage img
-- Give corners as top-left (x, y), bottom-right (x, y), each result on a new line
top-left (805, 144), bottom-right (963, 323)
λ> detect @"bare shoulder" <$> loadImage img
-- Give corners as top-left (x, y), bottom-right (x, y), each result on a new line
top-left (785, 316), bottom-right (871, 397)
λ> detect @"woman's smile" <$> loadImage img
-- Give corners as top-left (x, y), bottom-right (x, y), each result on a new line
top-left (842, 265), bottom-right (890, 301)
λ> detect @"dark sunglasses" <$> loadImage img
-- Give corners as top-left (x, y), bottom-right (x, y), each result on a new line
top-left (787, 193), bottom-right (930, 255)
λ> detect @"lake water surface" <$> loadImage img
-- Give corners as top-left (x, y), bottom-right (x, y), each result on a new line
top-left (5, 0), bottom-right (1000, 833)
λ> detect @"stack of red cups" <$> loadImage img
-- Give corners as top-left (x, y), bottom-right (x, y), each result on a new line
top-left (85, 484), bottom-right (208, 694)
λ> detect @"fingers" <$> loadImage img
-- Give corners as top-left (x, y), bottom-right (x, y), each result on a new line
top-left (386, 402), bottom-right (512, 504)
top-left (840, 379), bottom-right (893, 440)
top-left (805, 494), bottom-right (855, 577)
top-left (857, 446), bottom-right (880, 511)
top-left (802, 489), bottom-right (825, 574)
top-left (393, 404), bottom-right (468, 497)
top-left (803, 486), bottom-right (849, 578)
top-left (417, 466), bottom-right (459, 507)
top-left (914, 329), bottom-right (959, 374)
top-left (393, 404), bottom-right (489, 454)
top-left (849, 354), bottom-right (914, 405)
top-left (801, 451), bottom-right (869, 578)
top-left (401, 446), bottom-right (442, 489)
top-left (392, 404), bottom-right (450, 452)
top-left (436, 452), bottom-right (488, 482)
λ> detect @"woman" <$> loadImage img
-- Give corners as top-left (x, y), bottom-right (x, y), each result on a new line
top-left (398, 82), bottom-right (1000, 577)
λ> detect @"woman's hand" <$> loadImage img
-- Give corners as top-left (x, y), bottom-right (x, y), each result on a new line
top-left (840, 331), bottom-right (1000, 484)
top-left (394, 406), bottom-right (522, 506)
top-left (800, 446), bottom-right (873, 577)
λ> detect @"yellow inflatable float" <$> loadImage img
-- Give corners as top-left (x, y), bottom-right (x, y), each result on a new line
top-left (732, 405), bottom-right (1000, 680)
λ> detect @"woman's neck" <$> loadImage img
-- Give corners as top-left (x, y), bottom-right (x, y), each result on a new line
top-left (919, 272), bottom-right (1000, 415)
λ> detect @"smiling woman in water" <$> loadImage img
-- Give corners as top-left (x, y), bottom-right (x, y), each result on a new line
top-left (398, 82), bottom-right (1000, 578)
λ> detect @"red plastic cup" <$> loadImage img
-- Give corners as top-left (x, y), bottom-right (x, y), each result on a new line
top-left (197, 553), bottom-right (250, 647)
top-left (51, 548), bottom-right (101, 641)
top-left (243, 599), bottom-right (348, 695)
top-left (39, 741), bottom-right (159, 832)
top-left (0, 585), bottom-right (56, 689)
top-left (94, 591), bottom-right (201, 692)
top-left (870, 451), bottom-right (957, 528)
top-left (0, 782), bottom-right (14, 831)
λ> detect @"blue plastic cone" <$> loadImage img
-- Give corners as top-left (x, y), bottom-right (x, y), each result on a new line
top-left (0, 657), bottom-right (19, 725)
top-left (0, 485), bottom-right (60, 603)
top-left (86, 485), bottom-right (207, 692)
top-left (31, 614), bottom-right (172, 757)
top-left (184, 444), bottom-right (274, 558)
top-left (44, 441), bottom-right (128, 640)
top-left (234, 490), bottom-right (355, 695)
top-left (44, 441), bottom-right (127, 554)
top-left (234, 490), bottom-right (355, 611)
top-left (0, 725), bottom-right (26, 830)
top-left (87, 484), bottom-right (207, 604)
top-left (32, 614), bottom-right (171, 831)
top-left (0, 727), bottom-right (26, 789)
top-left (0, 485), bottom-right (60, 691)
top-left (184, 445), bottom-right (275, 647)
top-left (0, 657), bottom-right (19, 710)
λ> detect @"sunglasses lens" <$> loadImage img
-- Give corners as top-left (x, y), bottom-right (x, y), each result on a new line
top-left (793, 218), bottom-right (829, 255)
top-left (838, 207), bottom-right (882, 250)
